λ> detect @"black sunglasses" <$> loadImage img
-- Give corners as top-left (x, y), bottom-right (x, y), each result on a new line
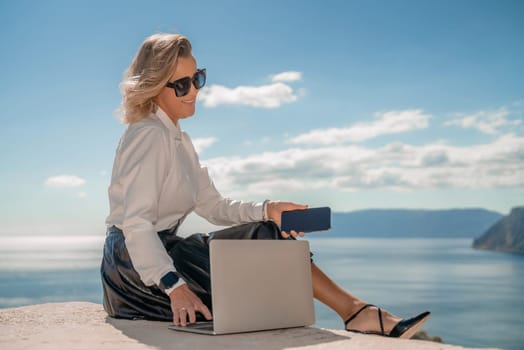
top-left (165, 69), bottom-right (206, 97)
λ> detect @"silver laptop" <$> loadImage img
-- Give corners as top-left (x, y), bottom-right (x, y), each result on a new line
top-left (169, 239), bottom-right (315, 335)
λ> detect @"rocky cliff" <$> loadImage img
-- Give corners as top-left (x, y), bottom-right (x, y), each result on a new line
top-left (472, 207), bottom-right (524, 254)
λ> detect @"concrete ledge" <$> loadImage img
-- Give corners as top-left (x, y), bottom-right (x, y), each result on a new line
top-left (0, 302), bottom-right (499, 350)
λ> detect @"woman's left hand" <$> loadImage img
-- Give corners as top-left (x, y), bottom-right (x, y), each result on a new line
top-left (266, 201), bottom-right (308, 238)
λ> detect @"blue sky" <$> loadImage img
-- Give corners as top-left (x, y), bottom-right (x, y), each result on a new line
top-left (0, 0), bottom-right (523, 235)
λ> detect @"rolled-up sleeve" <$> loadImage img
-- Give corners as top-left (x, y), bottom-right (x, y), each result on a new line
top-left (118, 126), bottom-right (178, 287)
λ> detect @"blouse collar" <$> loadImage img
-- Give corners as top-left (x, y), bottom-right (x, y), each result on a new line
top-left (155, 106), bottom-right (182, 140)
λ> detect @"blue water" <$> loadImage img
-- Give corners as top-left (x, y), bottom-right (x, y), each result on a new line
top-left (0, 236), bottom-right (523, 350)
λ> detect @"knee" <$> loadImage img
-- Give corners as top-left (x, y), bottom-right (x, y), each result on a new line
top-left (171, 234), bottom-right (210, 271)
top-left (255, 221), bottom-right (282, 240)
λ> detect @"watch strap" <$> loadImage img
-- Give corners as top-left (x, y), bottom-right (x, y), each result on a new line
top-left (159, 271), bottom-right (180, 292)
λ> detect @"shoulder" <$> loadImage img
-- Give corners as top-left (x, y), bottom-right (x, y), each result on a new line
top-left (122, 115), bottom-right (169, 147)
top-left (125, 115), bottom-right (168, 138)
top-left (128, 114), bottom-right (166, 135)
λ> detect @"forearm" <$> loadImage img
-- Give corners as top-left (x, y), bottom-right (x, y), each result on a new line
top-left (195, 195), bottom-right (266, 226)
top-left (123, 221), bottom-right (185, 292)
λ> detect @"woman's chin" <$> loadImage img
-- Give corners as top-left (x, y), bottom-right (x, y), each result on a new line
top-left (179, 113), bottom-right (195, 120)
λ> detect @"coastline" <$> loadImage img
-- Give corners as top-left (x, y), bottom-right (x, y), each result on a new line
top-left (0, 302), bottom-right (501, 350)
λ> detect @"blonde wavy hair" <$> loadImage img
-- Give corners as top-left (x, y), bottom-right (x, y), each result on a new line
top-left (118, 33), bottom-right (193, 124)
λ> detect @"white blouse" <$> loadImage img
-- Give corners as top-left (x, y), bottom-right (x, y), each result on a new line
top-left (106, 107), bottom-right (265, 292)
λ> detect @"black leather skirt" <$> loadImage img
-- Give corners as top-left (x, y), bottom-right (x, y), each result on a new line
top-left (100, 221), bottom-right (298, 321)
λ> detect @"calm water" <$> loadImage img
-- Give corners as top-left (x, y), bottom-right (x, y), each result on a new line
top-left (0, 235), bottom-right (523, 350)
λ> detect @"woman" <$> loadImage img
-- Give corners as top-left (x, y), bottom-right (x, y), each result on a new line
top-left (101, 33), bottom-right (430, 338)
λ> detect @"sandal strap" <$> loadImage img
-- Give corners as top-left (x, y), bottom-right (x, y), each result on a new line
top-left (378, 307), bottom-right (385, 335)
top-left (344, 303), bottom-right (375, 326)
top-left (344, 303), bottom-right (385, 336)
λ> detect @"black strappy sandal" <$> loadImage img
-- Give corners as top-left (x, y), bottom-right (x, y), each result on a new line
top-left (344, 304), bottom-right (431, 339)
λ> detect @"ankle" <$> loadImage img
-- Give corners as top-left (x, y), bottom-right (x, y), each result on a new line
top-left (340, 300), bottom-right (367, 322)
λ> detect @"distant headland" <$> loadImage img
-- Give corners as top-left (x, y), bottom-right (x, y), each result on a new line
top-left (473, 207), bottom-right (524, 254)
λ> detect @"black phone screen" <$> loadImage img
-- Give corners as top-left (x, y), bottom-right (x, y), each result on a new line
top-left (281, 207), bottom-right (331, 233)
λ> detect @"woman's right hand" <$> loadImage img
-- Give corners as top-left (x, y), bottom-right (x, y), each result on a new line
top-left (266, 201), bottom-right (308, 238)
top-left (169, 284), bottom-right (212, 326)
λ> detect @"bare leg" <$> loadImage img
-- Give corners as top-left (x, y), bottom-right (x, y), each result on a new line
top-left (311, 262), bottom-right (401, 333)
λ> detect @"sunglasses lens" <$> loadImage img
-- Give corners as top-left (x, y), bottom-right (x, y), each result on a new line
top-left (193, 70), bottom-right (206, 90)
top-left (174, 77), bottom-right (191, 97)
top-left (168, 69), bottom-right (206, 97)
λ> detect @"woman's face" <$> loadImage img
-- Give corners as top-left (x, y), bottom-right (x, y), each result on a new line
top-left (156, 56), bottom-right (199, 124)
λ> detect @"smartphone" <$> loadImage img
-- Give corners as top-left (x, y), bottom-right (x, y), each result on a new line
top-left (281, 207), bottom-right (331, 233)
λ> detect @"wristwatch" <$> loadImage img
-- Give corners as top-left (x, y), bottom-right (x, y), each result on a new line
top-left (159, 271), bottom-right (180, 293)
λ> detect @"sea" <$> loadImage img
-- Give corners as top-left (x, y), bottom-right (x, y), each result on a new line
top-left (0, 235), bottom-right (523, 350)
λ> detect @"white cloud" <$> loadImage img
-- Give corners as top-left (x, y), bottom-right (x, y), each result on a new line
top-left (198, 82), bottom-right (298, 108)
top-left (201, 133), bottom-right (524, 197)
top-left (45, 175), bottom-right (86, 188)
top-left (444, 107), bottom-right (521, 134)
top-left (193, 137), bottom-right (218, 154)
top-left (271, 71), bottom-right (303, 82)
top-left (290, 109), bottom-right (431, 144)
top-left (77, 191), bottom-right (87, 198)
